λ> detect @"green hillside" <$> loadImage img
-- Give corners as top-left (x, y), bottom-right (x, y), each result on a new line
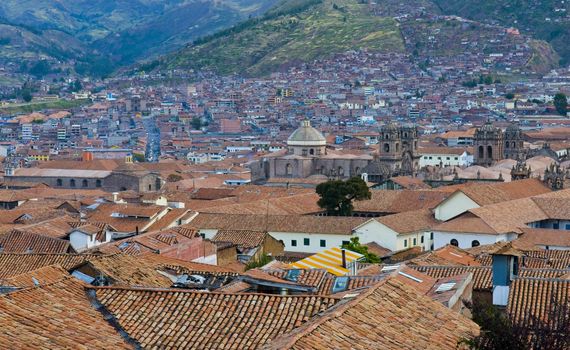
top-left (432, 0), bottom-right (570, 65)
top-left (162, 0), bottom-right (404, 76)
top-left (0, 0), bottom-right (278, 72)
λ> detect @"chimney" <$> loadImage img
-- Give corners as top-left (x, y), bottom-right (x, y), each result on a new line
top-left (112, 192), bottom-right (119, 203)
top-left (491, 243), bottom-right (520, 307)
top-left (341, 249), bottom-right (347, 269)
top-left (135, 226), bottom-right (139, 236)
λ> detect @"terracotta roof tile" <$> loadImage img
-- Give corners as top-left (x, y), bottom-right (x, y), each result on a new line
top-left (0, 230), bottom-right (70, 253)
top-left (266, 277), bottom-right (479, 349)
top-left (0, 253), bottom-right (97, 278)
top-left (0, 275), bottom-right (131, 349)
top-left (94, 287), bottom-right (338, 349)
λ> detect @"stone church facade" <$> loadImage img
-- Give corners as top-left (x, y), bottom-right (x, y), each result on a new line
top-left (252, 120), bottom-right (419, 183)
top-left (474, 121), bottom-right (525, 165)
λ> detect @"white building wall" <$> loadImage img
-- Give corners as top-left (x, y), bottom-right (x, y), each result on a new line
top-left (433, 231), bottom-right (513, 249)
top-left (419, 152), bottom-right (467, 168)
top-left (434, 192), bottom-right (480, 221)
top-left (69, 232), bottom-right (89, 252)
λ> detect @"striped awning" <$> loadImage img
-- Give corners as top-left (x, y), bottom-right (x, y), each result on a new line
top-left (289, 247), bottom-right (364, 276)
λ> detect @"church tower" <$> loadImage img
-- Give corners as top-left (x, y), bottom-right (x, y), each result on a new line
top-left (503, 123), bottom-right (525, 160)
top-left (378, 122), bottom-right (419, 175)
top-left (474, 121), bottom-right (504, 166)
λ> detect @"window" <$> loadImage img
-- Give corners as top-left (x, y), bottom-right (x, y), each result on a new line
top-left (566, 224), bottom-right (570, 230)
top-left (286, 163), bottom-right (293, 176)
top-left (309, 149), bottom-right (314, 155)
top-left (446, 157), bottom-right (450, 160)
top-left (96, 179), bottom-right (102, 188)
top-left (304, 238), bottom-right (310, 246)
top-left (200, 233), bottom-right (205, 239)
top-left (148, 184), bottom-right (152, 191)
top-left (320, 239), bottom-right (326, 247)
top-left (421, 236), bottom-right (424, 244)
top-left (56, 179), bottom-right (63, 187)
top-left (413, 238), bottom-right (417, 246)
top-left (471, 240), bottom-right (480, 247)
top-left (404, 239), bottom-right (408, 248)
top-left (82, 179), bottom-right (88, 188)
top-left (291, 240), bottom-right (297, 247)
top-left (553, 222), bottom-right (560, 229)
top-left (454, 157), bottom-right (458, 160)
top-left (70, 179), bottom-right (76, 187)
top-left (430, 232), bottom-right (434, 240)
top-left (342, 240), bottom-right (350, 246)
top-left (450, 239), bottom-right (459, 247)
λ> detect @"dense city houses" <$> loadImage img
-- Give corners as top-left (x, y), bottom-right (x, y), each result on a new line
top-left (1, 0), bottom-right (570, 348)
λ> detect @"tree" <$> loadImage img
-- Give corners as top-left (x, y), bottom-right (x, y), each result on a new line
top-left (341, 237), bottom-right (380, 263)
top-left (316, 176), bottom-right (371, 216)
top-left (191, 116), bottom-right (202, 130)
top-left (553, 92), bottom-right (568, 116)
top-left (463, 297), bottom-right (570, 350)
top-left (21, 89), bottom-right (32, 103)
top-left (505, 92), bottom-right (515, 100)
top-left (245, 253), bottom-right (273, 270)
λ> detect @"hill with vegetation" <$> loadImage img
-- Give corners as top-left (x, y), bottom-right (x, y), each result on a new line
top-left (0, 0), bottom-right (277, 76)
top-left (161, 0), bottom-right (404, 76)
top-left (432, 0), bottom-right (570, 65)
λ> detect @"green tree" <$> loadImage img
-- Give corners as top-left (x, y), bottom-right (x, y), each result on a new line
top-left (316, 176), bottom-right (371, 216)
top-left (245, 253), bottom-right (273, 270)
top-left (21, 89), bottom-right (32, 103)
top-left (505, 92), bottom-right (515, 100)
top-left (191, 116), bottom-right (203, 130)
top-left (341, 237), bottom-right (380, 263)
top-left (484, 75), bottom-right (494, 85)
top-left (554, 92), bottom-right (568, 115)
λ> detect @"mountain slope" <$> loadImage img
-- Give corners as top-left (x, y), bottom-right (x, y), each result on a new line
top-left (432, 0), bottom-right (570, 65)
top-left (0, 0), bottom-right (278, 72)
top-left (162, 0), bottom-right (404, 76)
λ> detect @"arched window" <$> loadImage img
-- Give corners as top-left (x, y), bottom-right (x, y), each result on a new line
top-left (487, 145), bottom-right (493, 159)
top-left (338, 166), bottom-right (344, 176)
top-left (384, 143), bottom-right (390, 152)
top-left (95, 179), bottom-right (102, 188)
top-left (309, 148), bottom-right (314, 155)
top-left (148, 184), bottom-right (152, 191)
top-left (450, 239), bottom-right (459, 247)
top-left (82, 179), bottom-right (88, 187)
top-left (478, 145), bottom-right (484, 159)
top-left (505, 141), bottom-right (510, 149)
top-left (355, 167), bottom-right (360, 175)
top-left (404, 132), bottom-right (408, 138)
top-left (70, 179), bottom-right (76, 187)
top-left (56, 179), bottom-right (63, 187)
top-left (471, 240), bottom-right (480, 247)
top-left (286, 163), bottom-right (293, 176)
top-left (512, 141), bottom-right (516, 148)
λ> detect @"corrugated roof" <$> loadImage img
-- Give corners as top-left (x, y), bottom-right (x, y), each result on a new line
top-left (290, 247), bottom-right (363, 276)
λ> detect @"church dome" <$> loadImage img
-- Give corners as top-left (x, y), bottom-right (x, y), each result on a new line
top-left (506, 123), bottom-right (520, 132)
top-left (381, 122), bottom-right (399, 133)
top-left (287, 119), bottom-right (326, 146)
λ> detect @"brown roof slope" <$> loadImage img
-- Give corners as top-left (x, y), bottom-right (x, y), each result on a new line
top-left (460, 178), bottom-right (550, 205)
top-left (0, 275), bottom-right (131, 349)
top-left (412, 266), bottom-right (493, 290)
top-left (0, 265), bottom-right (70, 288)
top-left (86, 253), bottom-right (238, 288)
top-left (508, 278), bottom-right (570, 329)
top-left (190, 213), bottom-right (368, 235)
top-left (0, 230), bottom-right (70, 253)
top-left (266, 277), bottom-right (479, 350)
top-left (94, 288), bottom-right (337, 349)
top-left (212, 229), bottom-right (268, 248)
top-left (376, 208), bottom-right (437, 234)
top-left (0, 253), bottom-right (95, 278)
